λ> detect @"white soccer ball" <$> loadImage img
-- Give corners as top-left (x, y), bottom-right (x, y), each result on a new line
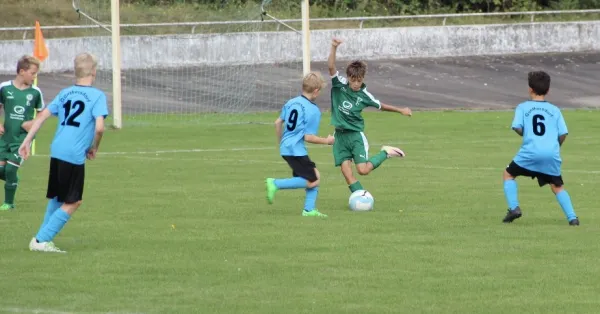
top-left (349, 190), bottom-right (374, 211)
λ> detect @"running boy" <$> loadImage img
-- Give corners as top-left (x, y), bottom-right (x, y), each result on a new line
top-left (265, 71), bottom-right (334, 217)
top-left (328, 38), bottom-right (412, 193)
top-left (502, 70), bottom-right (579, 226)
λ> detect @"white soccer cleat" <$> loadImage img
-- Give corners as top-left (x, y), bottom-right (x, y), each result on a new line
top-left (29, 237), bottom-right (66, 253)
top-left (381, 146), bottom-right (405, 158)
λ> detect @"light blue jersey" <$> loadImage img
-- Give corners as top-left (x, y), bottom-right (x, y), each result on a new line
top-left (47, 85), bottom-right (109, 165)
top-left (279, 95), bottom-right (321, 156)
top-left (511, 100), bottom-right (568, 176)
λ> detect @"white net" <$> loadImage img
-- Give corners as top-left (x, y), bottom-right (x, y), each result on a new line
top-left (72, 0), bottom-right (304, 126)
top-left (1, 0), bottom-right (304, 126)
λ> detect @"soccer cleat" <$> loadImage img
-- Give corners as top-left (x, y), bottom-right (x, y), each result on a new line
top-left (265, 178), bottom-right (278, 204)
top-left (0, 203), bottom-right (14, 211)
top-left (569, 218), bottom-right (580, 226)
top-left (381, 146), bottom-right (405, 158)
top-left (302, 209), bottom-right (328, 218)
top-left (502, 206), bottom-right (522, 223)
top-left (29, 237), bottom-right (66, 253)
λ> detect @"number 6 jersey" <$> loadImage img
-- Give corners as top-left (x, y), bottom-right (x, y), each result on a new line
top-left (279, 95), bottom-right (321, 157)
top-left (511, 100), bottom-right (568, 176)
top-left (47, 85), bottom-right (109, 165)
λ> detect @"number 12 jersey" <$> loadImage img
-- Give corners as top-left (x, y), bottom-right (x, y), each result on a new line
top-left (47, 85), bottom-right (109, 165)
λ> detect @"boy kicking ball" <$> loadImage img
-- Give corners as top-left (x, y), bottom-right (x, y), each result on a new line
top-left (328, 38), bottom-right (412, 194)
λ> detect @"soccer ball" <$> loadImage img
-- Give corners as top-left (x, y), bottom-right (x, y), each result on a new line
top-left (349, 190), bottom-right (374, 211)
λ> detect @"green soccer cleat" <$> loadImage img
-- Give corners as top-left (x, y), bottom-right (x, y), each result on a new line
top-left (0, 203), bottom-right (15, 211)
top-left (265, 178), bottom-right (278, 204)
top-left (302, 209), bottom-right (328, 218)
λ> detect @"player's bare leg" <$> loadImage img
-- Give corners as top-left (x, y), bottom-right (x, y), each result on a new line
top-left (549, 183), bottom-right (579, 226)
top-left (30, 201), bottom-right (81, 253)
top-left (341, 160), bottom-right (363, 193)
top-left (502, 170), bottom-right (522, 223)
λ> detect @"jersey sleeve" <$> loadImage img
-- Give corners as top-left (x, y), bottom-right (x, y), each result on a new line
top-left (304, 107), bottom-right (321, 136)
top-left (92, 93), bottom-right (109, 119)
top-left (557, 111), bottom-right (568, 136)
top-left (331, 71), bottom-right (348, 88)
top-left (362, 88), bottom-right (382, 110)
top-left (47, 93), bottom-right (61, 116)
top-left (279, 105), bottom-right (286, 121)
top-left (35, 89), bottom-right (45, 111)
top-left (511, 105), bottom-right (524, 130)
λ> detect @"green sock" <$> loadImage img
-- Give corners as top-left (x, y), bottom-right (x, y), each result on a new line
top-left (0, 166), bottom-right (5, 181)
top-left (4, 184), bottom-right (16, 205)
top-left (349, 181), bottom-right (364, 193)
top-left (4, 164), bottom-right (18, 205)
top-left (367, 150), bottom-right (388, 170)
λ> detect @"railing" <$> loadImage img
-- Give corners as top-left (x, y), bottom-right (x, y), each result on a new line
top-left (2, 9), bottom-right (600, 39)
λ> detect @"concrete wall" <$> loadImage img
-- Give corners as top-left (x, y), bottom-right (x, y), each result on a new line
top-left (1, 21), bottom-right (599, 74)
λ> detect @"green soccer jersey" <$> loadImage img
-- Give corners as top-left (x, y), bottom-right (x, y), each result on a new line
top-left (330, 71), bottom-right (381, 132)
top-left (0, 81), bottom-right (44, 143)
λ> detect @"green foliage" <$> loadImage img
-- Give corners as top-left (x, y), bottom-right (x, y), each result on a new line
top-left (121, 0), bottom-right (600, 14)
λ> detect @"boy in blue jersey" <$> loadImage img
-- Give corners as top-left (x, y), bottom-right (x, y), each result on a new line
top-left (19, 52), bottom-right (108, 253)
top-left (502, 71), bottom-right (579, 226)
top-left (265, 71), bottom-right (334, 217)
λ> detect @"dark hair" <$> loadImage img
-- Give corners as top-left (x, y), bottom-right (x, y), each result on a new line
top-left (346, 60), bottom-right (367, 79)
top-left (528, 71), bottom-right (551, 96)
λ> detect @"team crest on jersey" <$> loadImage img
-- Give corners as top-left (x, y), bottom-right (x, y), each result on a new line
top-left (13, 106), bottom-right (25, 115)
top-left (26, 94), bottom-right (33, 106)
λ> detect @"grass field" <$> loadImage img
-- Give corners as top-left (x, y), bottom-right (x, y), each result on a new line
top-left (1, 110), bottom-right (600, 313)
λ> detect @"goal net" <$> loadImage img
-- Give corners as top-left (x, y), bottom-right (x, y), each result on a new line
top-left (7, 0), bottom-right (305, 126)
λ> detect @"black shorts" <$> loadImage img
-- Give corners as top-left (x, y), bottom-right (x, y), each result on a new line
top-left (282, 155), bottom-right (318, 182)
top-left (46, 157), bottom-right (85, 203)
top-left (506, 161), bottom-right (563, 187)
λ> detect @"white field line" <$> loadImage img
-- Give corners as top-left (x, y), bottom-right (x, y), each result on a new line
top-left (0, 307), bottom-right (145, 314)
top-left (116, 155), bottom-right (600, 175)
top-left (30, 135), bottom-right (600, 157)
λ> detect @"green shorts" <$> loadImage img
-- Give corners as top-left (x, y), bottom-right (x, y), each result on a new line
top-left (332, 129), bottom-right (370, 167)
top-left (0, 137), bottom-right (26, 166)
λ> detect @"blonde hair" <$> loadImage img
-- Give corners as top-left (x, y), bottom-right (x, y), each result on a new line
top-left (16, 55), bottom-right (40, 74)
top-left (74, 52), bottom-right (98, 79)
top-left (302, 71), bottom-right (326, 93)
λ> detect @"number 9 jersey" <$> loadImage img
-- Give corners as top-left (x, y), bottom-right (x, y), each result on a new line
top-left (511, 100), bottom-right (567, 176)
top-left (47, 85), bottom-right (109, 165)
top-left (279, 95), bottom-right (321, 157)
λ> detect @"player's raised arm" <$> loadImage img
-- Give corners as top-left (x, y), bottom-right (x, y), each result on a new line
top-left (328, 38), bottom-right (342, 77)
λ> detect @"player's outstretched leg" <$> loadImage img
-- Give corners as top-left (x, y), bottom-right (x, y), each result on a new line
top-left (29, 202), bottom-right (80, 253)
top-left (39, 197), bottom-right (64, 229)
top-left (0, 162), bottom-right (19, 211)
top-left (502, 170), bottom-right (522, 223)
top-left (550, 184), bottom-right (579, 226)
top-left (355, 146), bottom-right (405, 177)
top-left (265, 177), bottom-right (308, 204)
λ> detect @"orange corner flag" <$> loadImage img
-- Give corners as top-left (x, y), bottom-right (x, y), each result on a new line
top-left (34, 21), bottom-right (49, 62)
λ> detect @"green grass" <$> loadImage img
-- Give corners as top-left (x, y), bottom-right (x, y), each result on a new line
top-left (2, 0), bottom-right (600, 40)
top-left (2, 110), bottom-right (600, 313)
